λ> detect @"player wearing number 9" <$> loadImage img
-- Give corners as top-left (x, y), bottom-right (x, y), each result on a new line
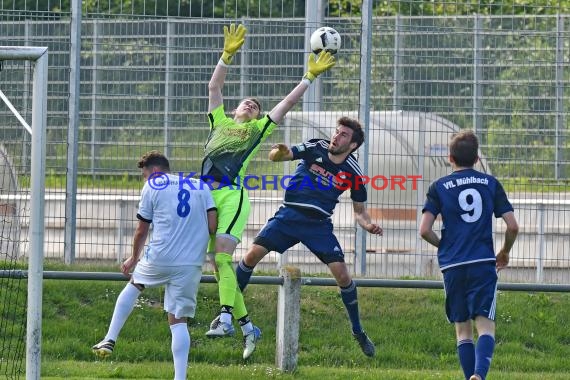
top-left (91, 151), bottom-right (217, 380)
top-left (419, 130), bottom-right (519, 380)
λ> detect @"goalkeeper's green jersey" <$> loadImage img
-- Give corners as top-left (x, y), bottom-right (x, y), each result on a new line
top-left (201, 104), bottom-right (277, 184)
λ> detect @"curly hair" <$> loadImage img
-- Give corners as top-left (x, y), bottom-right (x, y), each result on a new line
top-left (137, 150), bottom-right (170, 171)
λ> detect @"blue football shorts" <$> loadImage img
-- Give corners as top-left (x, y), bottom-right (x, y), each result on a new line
top-left (253, 206), bottom-right (345, 264)
top-left (442, 261), bottom-right (498, 323)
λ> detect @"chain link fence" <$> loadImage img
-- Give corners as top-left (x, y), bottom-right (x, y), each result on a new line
top-left (1, 0), bottom-right (569, 283)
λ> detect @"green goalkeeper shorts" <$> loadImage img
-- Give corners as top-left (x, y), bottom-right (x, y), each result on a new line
top-left (209, 186), bottom-right (251, 248)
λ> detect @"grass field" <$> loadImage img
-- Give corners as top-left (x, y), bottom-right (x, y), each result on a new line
top-left (10, 273), bottom-right (570, 379)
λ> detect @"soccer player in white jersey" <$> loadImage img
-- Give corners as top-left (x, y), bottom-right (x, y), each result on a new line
top-left (92, 151), bottom-right (217, 380)
top-left (420, 131), bottom-right (518, 380)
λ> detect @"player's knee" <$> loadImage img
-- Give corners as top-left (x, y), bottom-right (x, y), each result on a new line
top-left (475, 316), bottom-right (496, 336)
top-left (244, 244), bottom-right (268, 266)
top-left (336, 276), bottom-right (352, 288)
top-left (328, 261), bottom-right (351, 286)
top-left (214, 252), bottom-right (233, 269)
top-left (129, 281), bottom-right (145, 291)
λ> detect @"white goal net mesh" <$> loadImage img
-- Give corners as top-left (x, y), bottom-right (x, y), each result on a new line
top-left (0, 57), bottom-right (33, 380)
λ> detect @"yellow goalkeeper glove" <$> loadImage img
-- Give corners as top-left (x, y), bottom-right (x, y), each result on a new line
top-left (220, 24), bottom-right (247, 65)
top-left (303, 51), bottom-right (336, 82)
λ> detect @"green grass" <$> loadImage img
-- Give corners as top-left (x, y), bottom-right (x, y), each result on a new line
top-left (5, 274), bottom-right (570, 379)
top-left (27, 280), bottom-right (570, 380)
top-left (38, 362), bottom-right (570, 380)
top-left (500, 177), bottom-right (570, 193)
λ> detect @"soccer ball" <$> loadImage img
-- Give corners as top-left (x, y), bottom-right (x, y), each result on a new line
top-left (310, 26), bottom-right (341, 55)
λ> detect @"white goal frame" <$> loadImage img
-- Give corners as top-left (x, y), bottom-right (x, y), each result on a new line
top-left (0, 46), bottom-right (48, 380)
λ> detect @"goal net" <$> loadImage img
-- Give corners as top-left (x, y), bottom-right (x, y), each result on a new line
top-left (0, 47), bottom-right (48, 380)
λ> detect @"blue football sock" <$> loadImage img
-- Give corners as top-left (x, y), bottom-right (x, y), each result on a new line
top-left (474, 334), bottom-right (495, 380)
top-left (236, 259), bottom-right (254, 292)
top-left (339, 281), bottom-right (362, 334)
top-left (457, 339), bottom-right (475, 379)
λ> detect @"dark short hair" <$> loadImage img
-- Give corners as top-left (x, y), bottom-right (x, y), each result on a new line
top-left (449, 130), bottom-right (478, 167)
top-left (338, 116), bottom-right (365, 151)
top-left (137, 150), bottom-right (170, 171)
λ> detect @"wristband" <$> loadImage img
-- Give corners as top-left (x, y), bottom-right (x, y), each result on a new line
top-left (218, 58), bottom-right (229, 67)
top-left (301, 78), bottom-right (312, 86)
top-left (221, 51), bottom-right (233, 65)
top-left (303, 72), bottom-right (316, 82)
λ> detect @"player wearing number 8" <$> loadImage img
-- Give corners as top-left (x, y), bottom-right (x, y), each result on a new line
top-left (419, 131), bottom-right (519, 380)
top-left (91, 151), bottom-right (217, 380)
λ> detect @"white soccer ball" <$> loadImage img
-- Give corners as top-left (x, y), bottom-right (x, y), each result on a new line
top-left (310, 26), bottom-right (341, 55)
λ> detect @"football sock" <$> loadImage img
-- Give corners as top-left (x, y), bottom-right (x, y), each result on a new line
top-left (220, 306), bottom-right (233, 325)
top-left (232, 288), bottom-right (248, 320)
top-left (457, 339), bottom-right (475, 379)
top-left (236, 259), bottom-right (254, 291)
top-left (170, 323), bottom-right (190, 380)
top-left (339, 280), bottom-right (362, 334)
top-left (215, 252), bottom-right (237, 310)
top-left (238, 315), bottom-right (254, 335)
top-left (474, 334), bottom-right (495, 380)
top-left (104, 282), bottom-right (141, 341)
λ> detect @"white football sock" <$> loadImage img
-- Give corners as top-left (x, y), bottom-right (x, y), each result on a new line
top-left (240, 321), bottom-right (253, 335)
top-left (104, 282), bottom-right (140, 342)
top-left (170, 323), bottom-right (190, 380)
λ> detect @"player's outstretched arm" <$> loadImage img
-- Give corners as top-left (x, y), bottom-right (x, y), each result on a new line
top-left (419, 211), bottom-right (440, 248)
top-left (268, 143), bottom-right (293, 162)
top-left (268, 51), bottom-right (335, 124)
top-left (353, 202), bottom-right (383, 235)
top-left (496, 211), bottom-right (519, 271)
top-left (208, 23), bottom-right (247, 112)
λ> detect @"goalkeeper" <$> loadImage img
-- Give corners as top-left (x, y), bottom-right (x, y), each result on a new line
top-left (202, 23), bottom-right (335, 360)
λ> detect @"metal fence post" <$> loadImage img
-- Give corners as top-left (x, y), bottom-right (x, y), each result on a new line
top-left (355, 0), bottom-right (373, 276)
top-left (393, 14), bottom-right (402, 110)
top-left (555, 14), bottom-right (565, 180)
top-left (415, 115), bottom-right (426, 276)
top-left (163, 21), bottom-right (173, 158)
top-left (239, 17), bottom-right (250, 103)
top-left (473, 14), bottom-right (483, 135)
top-left (117, 199), bottom-right (126, 263)
top-left (64, 0), bottom-right (82, 265)
top-left (302, 0), bottom-right (323, 112)
top-left (90, 20), bottom-right (99, 178)
top-left (536, 202), bottom-right (545, 283)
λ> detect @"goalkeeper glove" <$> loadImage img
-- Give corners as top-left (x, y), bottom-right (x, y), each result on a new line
top-left (303, 51), bottom-right (336, 82)
top-left (220, 24), bottom-right (247, 65)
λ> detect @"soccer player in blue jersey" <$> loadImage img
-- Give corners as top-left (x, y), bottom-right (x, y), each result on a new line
top-left (419, 130), bottom-right (519, 380)
top-left (235, 117), bottom-right (383, 357)
top-left (204, 23), bottom-right (335, 359)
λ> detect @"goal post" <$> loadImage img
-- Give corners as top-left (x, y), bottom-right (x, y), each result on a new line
top-left (0, 46), bottom-right (48, 380)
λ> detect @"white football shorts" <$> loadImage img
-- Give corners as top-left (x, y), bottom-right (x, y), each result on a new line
top-left (132, 262), bottom-right (202, 319)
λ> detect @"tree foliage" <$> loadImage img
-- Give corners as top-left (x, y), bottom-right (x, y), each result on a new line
top-left (4, 0), bottom-right (570, 18)
top-left (2, 1), bottom-right (568, 179)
